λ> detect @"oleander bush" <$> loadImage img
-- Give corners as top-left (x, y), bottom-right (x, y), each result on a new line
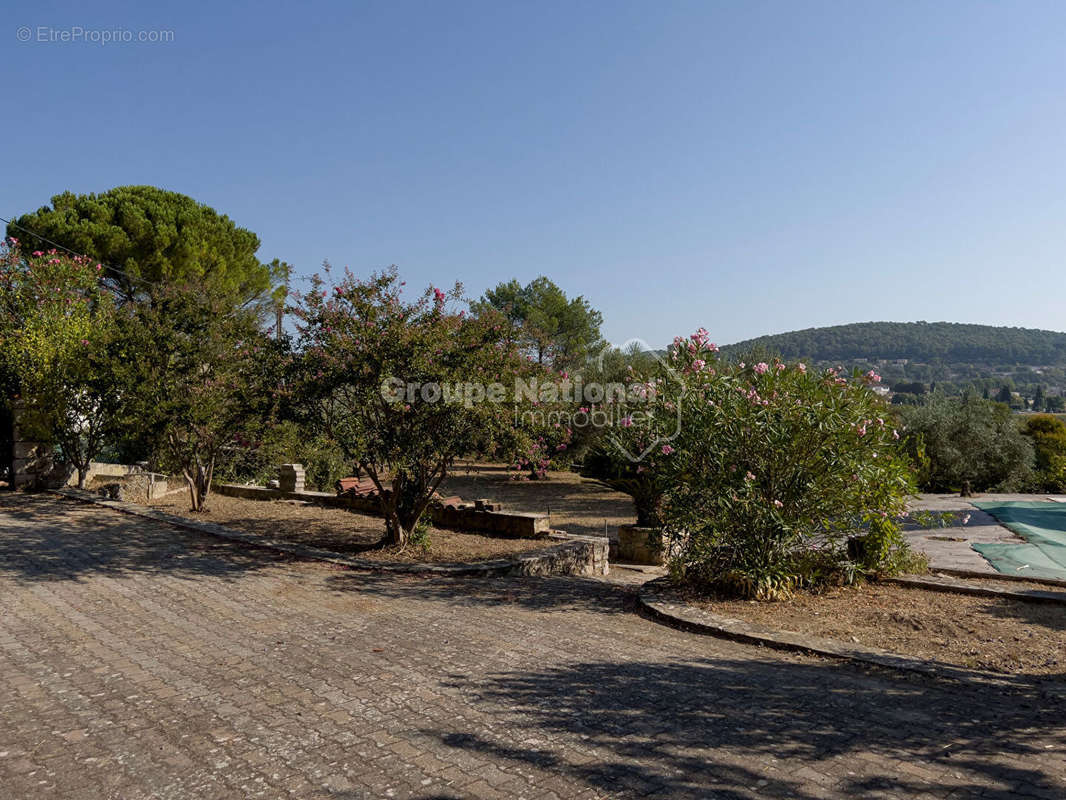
top-left (649, 331), bottom-right (917, 599)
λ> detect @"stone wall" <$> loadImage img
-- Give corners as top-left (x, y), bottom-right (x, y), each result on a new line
top-left (64, 462), bottom-right (171, 500)
top-left (523, 533), bottom-right (609, 577)
top-left (65, 461), bottom-right (137, 486)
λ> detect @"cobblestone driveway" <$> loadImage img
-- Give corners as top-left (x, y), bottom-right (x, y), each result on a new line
top-left (2, 495), bottom-right (1066, 799)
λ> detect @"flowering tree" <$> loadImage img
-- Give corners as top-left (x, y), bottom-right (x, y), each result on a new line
top-left (294, 268), bottom-right (525, 546)
top-left (511, 418), bottom-right (572, 480)
top-left (508, 363), bottom-right (575, 480)
top-left (649, 330), bottom-right (916, 598)
top-left (0, 239), bottom-right (118, 486)
top-left (0, 240), bottom-right (102, 393)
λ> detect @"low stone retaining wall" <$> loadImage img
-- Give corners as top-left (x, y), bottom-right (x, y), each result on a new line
top-left (216, 483), bottom-right (551, 538)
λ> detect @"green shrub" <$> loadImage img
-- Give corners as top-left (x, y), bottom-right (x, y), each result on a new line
top-left (218, 421), bottom-right (349, 492)
top-left (1022, 414), bottom-right (1066, 492)
top-left (897, 395), bottom-right (1033, 492)
top-left (619, 330), bottom-right (917, 599)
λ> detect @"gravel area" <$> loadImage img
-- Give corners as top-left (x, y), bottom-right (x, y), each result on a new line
top-left (150, 493), bottom-right (551, 563)
top-left (675, 581), bottom-right (1066, 675)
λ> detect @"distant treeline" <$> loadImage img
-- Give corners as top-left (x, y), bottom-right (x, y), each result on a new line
top-left (722, 322), bottom-right (1066, 366)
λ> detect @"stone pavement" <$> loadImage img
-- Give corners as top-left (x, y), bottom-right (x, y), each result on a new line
top-left (904, 494), bottom-right (1021, 575)
top-left (2, 495), bottom-right (1066, 799)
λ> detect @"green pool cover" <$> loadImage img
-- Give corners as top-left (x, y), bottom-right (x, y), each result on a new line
top-left (971, 500), bottom-right (1066, 580)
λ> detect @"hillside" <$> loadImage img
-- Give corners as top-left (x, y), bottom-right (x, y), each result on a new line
top-left (722, 322), bottom-right (1066, 367)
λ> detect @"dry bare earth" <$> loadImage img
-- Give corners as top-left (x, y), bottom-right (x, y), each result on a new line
top-left (150, 493), bottom-right (550, 563)
top-left (683, 582), bottom-right (1066, 675)
top-left (441, 462), bottom-right (635, 538)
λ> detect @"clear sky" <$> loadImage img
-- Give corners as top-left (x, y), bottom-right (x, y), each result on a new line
top-left (6, 0), bottom-right (1066, 348)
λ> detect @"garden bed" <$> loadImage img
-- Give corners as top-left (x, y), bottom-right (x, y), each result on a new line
top-left (664, 581), bottom-right (1066, 675)
top-left (149, 493), bottom-right (550, 563)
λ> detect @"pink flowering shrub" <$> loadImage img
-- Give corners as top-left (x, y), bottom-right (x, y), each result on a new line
top-left (0, 239), bottom-right (119, 488)
top-left (510, 417), bottom-right (572, 480)
top-left (0, 239), bottom-right (101, 389)
top-left (652, 333), bottom-right (917, 599)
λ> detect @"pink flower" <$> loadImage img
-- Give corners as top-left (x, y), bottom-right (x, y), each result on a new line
top-left (773, 499), bottom-right (783, 508)
top-left (660, 444), bottom-right (675, 455)
top-left (892, 429), bottom-right (899, 440)
top-left (745, 471), bottom-right (755, 481)
top-left (865, 370), bottom-right (882, 383)
top-left (754, 362), bottom-right (769, 375)
top-left (620, 416), bottom-right (633, 428)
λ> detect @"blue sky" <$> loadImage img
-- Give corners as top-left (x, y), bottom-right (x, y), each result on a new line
top-left (7, 0), bottom-right (1066, 348)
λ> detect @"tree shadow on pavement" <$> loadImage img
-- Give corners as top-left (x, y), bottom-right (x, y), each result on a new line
top-left (0, 493), bottom-right (292, 582)
top-left (324, 568), bottom-right (636, 615)
top-left (422, 657), bottom-right (1066, 799)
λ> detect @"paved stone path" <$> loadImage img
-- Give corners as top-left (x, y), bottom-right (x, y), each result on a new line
top-left (2, 495), bottom-right (1066, 799)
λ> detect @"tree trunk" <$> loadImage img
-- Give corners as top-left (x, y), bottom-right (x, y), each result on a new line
top-left (76, 466), bottom-right (88, 490)
top-left (186, 475), bottom-right (204, 511)
top-left (184, 463), bottom-right (213, 512)
top-left (371, 463), bottom-right (448, 549)
top-left (383, 501), bottom-right (408, 547)
top-left (382, 490), bottom-right (434, 548)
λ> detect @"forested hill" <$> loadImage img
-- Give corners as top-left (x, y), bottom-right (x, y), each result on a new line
top-left (721, 322), bottom-right (1066, 366)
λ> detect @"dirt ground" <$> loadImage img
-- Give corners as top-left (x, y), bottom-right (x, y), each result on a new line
top-left (440, 462), bottom-right (635, 538)
top-left (150, 493), bottom-right (552, 563)
top-left (679, 582), bottom-right (1066, 675)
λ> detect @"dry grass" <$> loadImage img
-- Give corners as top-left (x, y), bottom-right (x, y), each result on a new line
top-left (149, 463), bottom-right (635, 562)
top-left (440, 462), bottom-right (634, 538)
top-left (150, 493), bottom-right (551, 563)
top-left (684, 582), bottom-right (1066, 675)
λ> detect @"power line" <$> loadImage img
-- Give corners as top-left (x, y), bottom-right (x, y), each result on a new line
top-left (1, 215), bottom-right (166, 293)
top-left (3, 216), bottom-right (273, 313)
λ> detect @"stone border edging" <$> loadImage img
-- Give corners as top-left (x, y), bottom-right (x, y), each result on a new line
top-left (51, 488), bottom-right (608, 578)
top-left (637, 577), bottom-right (1023, 685)
top-left (931, 566), bottom-right (1066, 589)
top-left (882, 574), bottom-right (1066, 605)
